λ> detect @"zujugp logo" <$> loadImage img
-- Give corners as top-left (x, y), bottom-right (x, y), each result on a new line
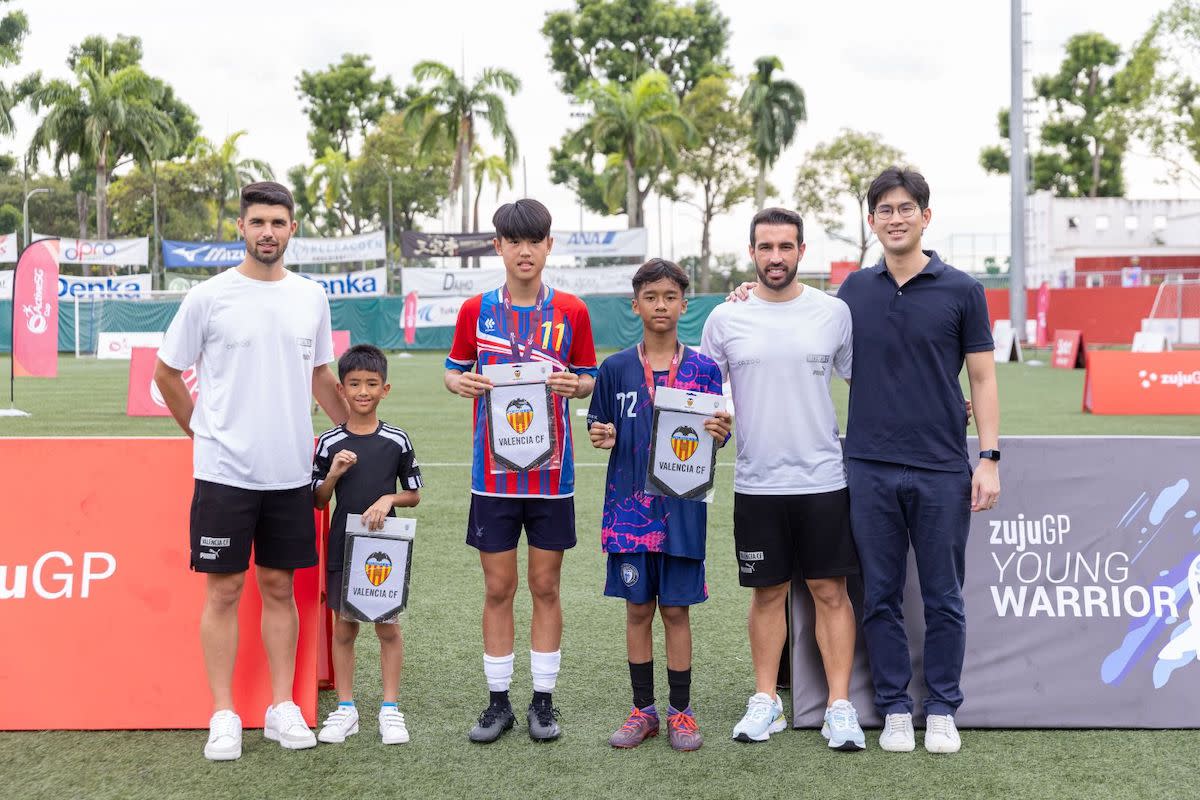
top-left (670, 426), bottom-right (699, 461)
top-left (506, 398), bottom-right (534, 434)
top-left (364, 552), bottom-right (393, 587)
top-left (987, 479), bottom-right (1200, 688)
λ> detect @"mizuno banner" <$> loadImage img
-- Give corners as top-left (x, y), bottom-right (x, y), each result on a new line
top-left (162, 240), bottom-right (245, 269)
top-left (35, 234), bottom-right (149, 266)
top-left (12, 239), bottom-right (60, 377)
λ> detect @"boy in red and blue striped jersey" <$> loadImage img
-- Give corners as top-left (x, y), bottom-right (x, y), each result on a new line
top-left (444, 198), bottom-right (598, 743)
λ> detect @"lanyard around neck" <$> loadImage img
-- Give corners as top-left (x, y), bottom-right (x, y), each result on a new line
top-left (638, 341), bottom-right (682, 401)
top-left (501, 284), bottom-right (547, 361)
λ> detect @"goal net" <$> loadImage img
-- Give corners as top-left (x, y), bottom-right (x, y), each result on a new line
top-left (72, 290), bottom-right (187, 357)
top-left (1144, 279), bottom-right (1200, 345)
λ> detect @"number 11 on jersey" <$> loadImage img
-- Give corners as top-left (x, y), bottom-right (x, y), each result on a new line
top-left (540, 321), bottom-right (565, 350)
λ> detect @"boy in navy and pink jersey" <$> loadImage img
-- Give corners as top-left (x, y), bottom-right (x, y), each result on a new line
top-left (588, 259), bottom-right (730, 751)
top-left (444, 198), bottom-right (597, 743)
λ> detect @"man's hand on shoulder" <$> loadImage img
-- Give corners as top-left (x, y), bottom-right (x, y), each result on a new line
top-left (726, 282), bottom-right (757, 302)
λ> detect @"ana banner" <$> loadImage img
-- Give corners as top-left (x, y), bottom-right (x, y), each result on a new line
top-left (286, 231), bottom-right (385, 265)
top-left (0, 233), bottom-right (17, 263)
top-left (299, 266), bottom-right (386, 297)
top-left (399, 229), bottom-right (647, 259)
top-left (126, 346), bottom-right (198, 416)
top-left (98, 331), bottom-right (165, 360)
top-left (58, 273), bottom-right (152, 299)
top-left (12, 239), bottom-right (60, 377)
top-left (162, 239), bottom-right (245, 269)
top-left (790, 436), bottom-right (1200, 728)
top-left (35, 234), bottom-right (149, 266)
top-left (401, 264), bottom-right (639, 297)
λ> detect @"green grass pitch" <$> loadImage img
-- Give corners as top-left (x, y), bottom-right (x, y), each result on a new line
top-left (1, 354), bottom-right (1197, 799)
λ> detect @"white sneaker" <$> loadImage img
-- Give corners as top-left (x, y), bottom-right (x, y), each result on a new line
top-left (317, 704), bottom-right (360, 744)
top-left (879, 712), bottom-right (915, 752)
top-left (731, 692), bottom-right (787, 743)
top-left (264, 700), bottom-right (317, 750)
top-left (379, 706), bottom-right (410, 744)
top-left (924, 714), bottom-right (961, 754)
top-left (203, 709), bottom-right (242, 761)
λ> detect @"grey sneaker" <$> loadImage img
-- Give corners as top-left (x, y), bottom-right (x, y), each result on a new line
top-left (527, 700), bottom-right (561, 741)
top-left (468, 702), bottom-right (515, 743)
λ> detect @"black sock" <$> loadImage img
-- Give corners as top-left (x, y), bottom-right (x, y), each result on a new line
top-left (629, 660), bottom-right (655, 709)
top-left (532, 690), bottom-right (553, 708)
top-left (667, 668), bottom-right (691, 711)
top-left (489, 690), bottom-right (510, 708)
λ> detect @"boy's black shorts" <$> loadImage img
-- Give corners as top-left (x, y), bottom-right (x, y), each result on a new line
top-left (189, 480), bottom-right (318, 573)
top-left (465, 494), bottom-right (576, 553)
top-left (732, 489), bottom-right (859, 587)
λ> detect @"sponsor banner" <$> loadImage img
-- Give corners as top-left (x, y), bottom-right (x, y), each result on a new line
top-left (1036, 282), bottom-right (1050, 347)
top-left (400, 264), bottom-right (638, 297)
top-left (402, 291), bottom-right (417, 345)
top-left (97, 332), bottom-right (166, 361)
top-left (126, 346), bottom-right (198, 416)
top-left (286, 231), bottom-right (385, 265)
top-left (1052, 329), bottom-right (1086, 369)
top-left (164, 274), bottom-right (206, 292)
top-left (12, 239), bottom-right (59, 377)
top-left (791, 436), bottom-right (1200, 728)
top-left (58, 273), bottom-right (152, 299)
top-left (0, 233), bottom-right (17, 263)
top-left (0, 268), bottom-right (11, 299)
top-left (400, 229), bottom-right (647, 259)
top-left (162, 239), bottom-right (245, 269)
top-left (0, 438), bottom-right (321, 729)
top-left (35, 233), bottom-right (149, 266)
top-left (411, 296), bottom-right (467, 328)
top-left (299, 266), bottom-right (386, 297)
top-left (1084, 351), bottom-right (1200, 414)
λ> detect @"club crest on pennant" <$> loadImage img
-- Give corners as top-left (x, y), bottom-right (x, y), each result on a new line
top-left (506, 398), bottom-right (534, 434)
top-left (364, 552), bottom-right (393, 587)
top-left (670, 426), bottom-right (699, 461)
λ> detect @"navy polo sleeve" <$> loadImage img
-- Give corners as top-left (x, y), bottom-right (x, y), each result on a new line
top-left (962, 281), bottom-right (994, 353)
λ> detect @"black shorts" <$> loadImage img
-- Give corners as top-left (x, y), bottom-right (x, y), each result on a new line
top-left (732, 489), bottom-right (859, 587)
top-left (189, 480), bottom-right (318, 573)
top-left (466, 494), bottom-right (576, 553)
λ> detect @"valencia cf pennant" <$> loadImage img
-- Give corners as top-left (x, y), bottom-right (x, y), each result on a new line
top-left (341, 515), bottom-right (416, 624)
top-left (647, 386), bottom-right (725, 501)
top-left (482, 361), bottom-right (558, 473)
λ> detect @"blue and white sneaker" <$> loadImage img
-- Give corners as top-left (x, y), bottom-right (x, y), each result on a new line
top-left (731, 692), bottom-right (787, 742)
top-left (821, 699), bottom-right (866, 751)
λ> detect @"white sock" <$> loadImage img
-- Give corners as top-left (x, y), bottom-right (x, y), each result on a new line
top-left (483, 653), bottom-right (514, 692)
top-left (530, 649), bottom-right (561, 693)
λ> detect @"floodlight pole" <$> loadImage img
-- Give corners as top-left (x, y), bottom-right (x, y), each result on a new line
top-left (1009, 0), bottom-right (1027, 341)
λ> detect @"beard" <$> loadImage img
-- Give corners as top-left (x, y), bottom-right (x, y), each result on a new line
top-left (249, 239), bottom-right (286, 265)
top-left (755, 260), bottom-right (798, 289)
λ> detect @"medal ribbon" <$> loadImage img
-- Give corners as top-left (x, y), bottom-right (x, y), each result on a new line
top-left (638, 341), bottom-right (682, 401)
top-left (501, 284), bottom-right (547, 361)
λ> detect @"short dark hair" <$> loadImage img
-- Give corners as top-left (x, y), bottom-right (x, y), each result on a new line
top-left (493, 198), bottom-right (552, 241)
top-left (750, 207), bottom-right (804, 246)
top-left (867, 167), bottom-right (930, 213)
top-left (240, 181), bottom-right (295, 218)
top-left (632, 258), bottom-right (689, 295)
top-left (337, 344), bottom-right (388, 382)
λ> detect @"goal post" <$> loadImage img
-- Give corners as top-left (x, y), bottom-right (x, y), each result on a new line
top-left (1144, 278), bottom-right (1200, 346)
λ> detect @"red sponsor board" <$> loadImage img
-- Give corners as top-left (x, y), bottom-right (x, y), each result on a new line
top-left (12, 239), bottom-right (59, 377)
top-left (1083, 351), bottom-right (1200, 414)
top-left (403, 291), bottom-right (418, 345)
top-left (0, 438), bottom-right (322, 729)
top-left (126, 347), bottom-right (199, 417)
top-left (1051, 330), bottom-right (1086, 369)
top-left (332, 329), bottom-right (351, 358)
top-left (830, 261), bottom-right (859, 286)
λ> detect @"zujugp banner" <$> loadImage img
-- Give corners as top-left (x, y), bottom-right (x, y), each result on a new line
top-left (34, 234), bottom-right (149, 266)
top-left (788, 436), bottom-right (1200, 728)
top-left (401, 265), bottom-right (640, 297)
top-left (399, 229), bottom-right (647, 259)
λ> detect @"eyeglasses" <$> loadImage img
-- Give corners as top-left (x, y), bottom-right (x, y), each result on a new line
top-left (873, 203), bottom-right (920, 221)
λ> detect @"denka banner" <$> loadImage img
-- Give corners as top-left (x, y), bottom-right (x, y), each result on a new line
top-left (58, 273), bottom-right (152, 299)
top-left (1083, 351), bottom-right (1200, 415)
top-left (286, 231), bottom-right (385, 265)
top-left (299, 266), bottom-right (386, 297)
top-left (162, 239), bottom-right (245, 269)
top-left (400, 229), bottom-right (647, 259)
top-left (0, 233), bottom-right (17, 263)
top-left (790, 436), bottom-right (1200, 728)
top-left (12, 239), bottom-right (59, 377)
top-left (400, 264), bottom-right (639, 297)
top-left (126, 346), bottom-right (198, 416)
top-left (35, 234), bottom-right (148, 266)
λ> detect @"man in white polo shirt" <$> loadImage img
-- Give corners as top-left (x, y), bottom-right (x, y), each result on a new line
top-left (700, 207), bottom-right (864, 751)
top-left (154, 182), bottom-right (348, 761)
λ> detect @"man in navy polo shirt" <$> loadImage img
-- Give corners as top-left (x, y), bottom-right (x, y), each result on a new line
top-left (836, 167), bottom-right (1000, 755)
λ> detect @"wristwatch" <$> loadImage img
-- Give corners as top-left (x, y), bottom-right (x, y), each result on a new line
top-left (979, 449), bottom-right (1001, 462)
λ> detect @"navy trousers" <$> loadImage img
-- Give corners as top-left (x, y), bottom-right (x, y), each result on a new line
top-left (846, 457), bottom-right (972, 717)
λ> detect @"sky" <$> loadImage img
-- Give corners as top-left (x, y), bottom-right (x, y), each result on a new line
top-left (7, 0), bottom-right (1191, 271)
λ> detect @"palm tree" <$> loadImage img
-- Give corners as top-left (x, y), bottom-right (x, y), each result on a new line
top-left (27, 56), bottom-right (175, 240)
top-left (191, 130), bottom-right (273, 240)
top-left (405, 61), bottom-right (519, 252)
top-left (306, 147), bottom-right (354, 235)
top-left (739, 56), bottom-right (806, 209)
top-left (470, 149), bottom-right (515, 234)
top-left (573, 71), bottom-right (693, 229)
